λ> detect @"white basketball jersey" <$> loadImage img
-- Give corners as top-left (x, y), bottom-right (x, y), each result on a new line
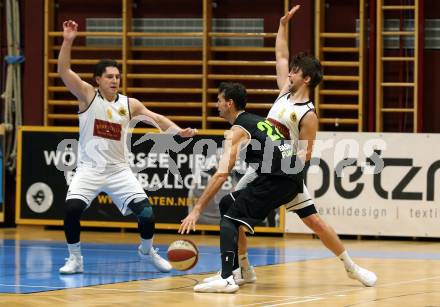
top-left (267, 92), bottom-right (315, 151)
top-left (77, 91), bottom-right (131, 169)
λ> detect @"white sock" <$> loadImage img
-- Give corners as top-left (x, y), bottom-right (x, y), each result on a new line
top-left (239, 253), bottom-right (250, 269)
top-left (338, 251), bottom-right (355, 270)
top-left (67, 242), bottom-right (81, 258)
top-left (140, 238), bottom-right (152, 254)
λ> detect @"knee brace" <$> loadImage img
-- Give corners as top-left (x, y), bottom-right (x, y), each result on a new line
top-left (128, 198), bottom-right (154, 221)
top-left (65, 198), bottom-right (87, 218)
top-left (128, 198), bottom-right (155, 239)
top-left (220, 217), bottom-right (239, 250)
top-left (219, 194), bottom-right (235, 216)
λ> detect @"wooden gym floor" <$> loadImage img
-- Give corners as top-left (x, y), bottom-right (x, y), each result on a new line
top-left (1, 226), bottom-right (440, 306)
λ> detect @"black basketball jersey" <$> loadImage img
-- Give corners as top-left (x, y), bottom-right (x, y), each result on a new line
top-left (233, 112), bottom-right (303, 180)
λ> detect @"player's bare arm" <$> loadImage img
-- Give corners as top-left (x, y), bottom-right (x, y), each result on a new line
top-left (276, 5), bottom-right (300, 92)
top-left (57, 20), bottom-right (95, 111)
top-left (129, 98), bottom-right (197, 137)
top-left (178, 126), bottom-right (248, 234)
top-left (298, 111), bottom-right (318, 161)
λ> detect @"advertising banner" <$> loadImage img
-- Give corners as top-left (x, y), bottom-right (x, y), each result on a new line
top-left (17, 126), bottom-right (283, 233)
top-left (285, 132), bottom-right (440, 237)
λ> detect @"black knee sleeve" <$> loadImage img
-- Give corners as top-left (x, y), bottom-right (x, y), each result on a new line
top-left (219, 194), bottom-right (234, 216)
top-left (64, 199), bottom-right (87, 244)
top-left (220, 217), bottom-right (240, 277)
top-left (128, 198), bottom-right (155, 240)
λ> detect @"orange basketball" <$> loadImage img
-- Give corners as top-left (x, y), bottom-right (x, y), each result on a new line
top-left (167, 239), bottom-right (199, 271)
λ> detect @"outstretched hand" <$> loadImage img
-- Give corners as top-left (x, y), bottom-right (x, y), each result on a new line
top-left (178, 128), bottom-right (198, 138)
top-left (178, 209), bottom-right (201, 234)
top-left (62, 20), bottom-right (78, 41)
top-left (280, 5), bottom-right (301, 25)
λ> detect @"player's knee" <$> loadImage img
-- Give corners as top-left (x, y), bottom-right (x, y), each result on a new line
top-left (220, 217), bottom-right (238, 234)
top-left (65, 199), bottom-right (87, 218)
top-left (219, 194), bottom-right (234, 216)
top-left (128, 198), bottom-right (154, 222)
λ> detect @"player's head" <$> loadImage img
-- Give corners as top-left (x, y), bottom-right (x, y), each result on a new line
top-left (217, 82), bottom-right (247, 119)
top-left (288, 52), bottom-right (322, 95)
top-left (93, 59), bottom-right (121, 96)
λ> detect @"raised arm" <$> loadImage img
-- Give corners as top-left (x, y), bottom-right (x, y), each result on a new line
top-left (129, 98), bottom-right (197, 137)
top-left (58, 20), bottom-right (95, 111)
top-left (178, 126), bottom-right (248, 234)
top-left (276, 5), bottom-right (300, 92)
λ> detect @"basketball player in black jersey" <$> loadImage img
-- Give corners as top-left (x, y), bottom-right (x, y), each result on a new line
top-left (179, 82), bottom-right (304, 293)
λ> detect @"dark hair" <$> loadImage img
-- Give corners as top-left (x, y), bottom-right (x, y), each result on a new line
top-left (218, 82), bottom-right (247, 110)
top-left (93, 59), bottom-right (120, 79)
top-left (289, 52), bottom-right (323, 89)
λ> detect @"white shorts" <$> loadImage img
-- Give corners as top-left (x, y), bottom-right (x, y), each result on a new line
top-left (235, 167), bottom-right (314, 213)
top-left (285, 183), bottom-right (314, 212)
top-left (66, 166), bottom-right (147, 216)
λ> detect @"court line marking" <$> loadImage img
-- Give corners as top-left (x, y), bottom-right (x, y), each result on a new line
top-left (260, 298), bottom-right (323, 306)
top-left (236, 296), bottom-right (322, 307)
top-left (0, 284), bottom-right (64, 289)
top-left (0, 283), bottom-right (300, 298)
top-left (1, 244), bottom-right (323, 259)
top-left (309, 274), bottom-right (440, 297)
top-left (235, 275), bottom-right (440, 306)
top-left (5, 274), bottom-right (440, 296)
top-left (5, 242), bottom-right (440, 261)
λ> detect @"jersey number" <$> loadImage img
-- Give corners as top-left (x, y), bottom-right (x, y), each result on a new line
top-left (257, 120), bottom-right (284, 141)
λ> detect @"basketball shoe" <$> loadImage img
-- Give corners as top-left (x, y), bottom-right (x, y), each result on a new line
top-left (203, 266), bottom-right (256, 286)
top-left (346, 264), bottom-right (377, 287)
top-left (138, 246), bottom-right (172, 273)
top-left (59, 255), bottom-right (84, 274)
top-left (194, 275), bottom-right (239, 293)
top-left (235, 266), bottom-right (257, 285)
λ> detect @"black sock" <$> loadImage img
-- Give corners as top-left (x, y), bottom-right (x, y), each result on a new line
top-left (221, 251), bottom-right (235, 279)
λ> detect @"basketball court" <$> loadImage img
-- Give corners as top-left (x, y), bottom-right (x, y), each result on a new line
top-left (1, 226), bottom-right (440, 306)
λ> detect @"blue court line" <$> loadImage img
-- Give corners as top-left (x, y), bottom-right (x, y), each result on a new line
top-left (1, 239), bottom-right (440, 294)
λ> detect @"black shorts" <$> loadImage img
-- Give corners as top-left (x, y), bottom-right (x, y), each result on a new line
top-left (224, 174), bottom-right (301, 234)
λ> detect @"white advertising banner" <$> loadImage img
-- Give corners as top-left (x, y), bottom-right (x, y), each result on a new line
top-left (285, 132), bottom-right (440, 237)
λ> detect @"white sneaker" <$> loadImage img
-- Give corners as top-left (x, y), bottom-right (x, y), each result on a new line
top-left (202, 267), bottom-right (256, 286)
top-left (59, 255), bottom-right (84, 274)
top-left (235, 266), bottom-right (257, 285)
top-left (202, 267), bottom-right (241, 283)
top-left (346, 265), bottom-right (377, 287)
top-left (194, 275), bottom-right (239, 293)
top-left (138, 246), bottom-right (172, 273)
top-left (202, 271), bottom-right (222, 283)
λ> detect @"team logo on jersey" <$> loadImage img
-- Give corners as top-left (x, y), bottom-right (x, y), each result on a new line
top-left (93, 119), bottom-right (122, 140)
top-left (106, 108), bottom-right (113, 119)
top-left (26, 182), bottom-right (54, 213)
top-left (118, 107), bottom-right (127, 117)
top-left (290, 112), bottom-right (297, 123)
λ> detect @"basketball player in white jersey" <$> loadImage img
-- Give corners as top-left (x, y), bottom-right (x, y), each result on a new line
top-left (203, 5), bottom-right (377, 287)
top-left (57, 20), bottom-right (197, 274)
